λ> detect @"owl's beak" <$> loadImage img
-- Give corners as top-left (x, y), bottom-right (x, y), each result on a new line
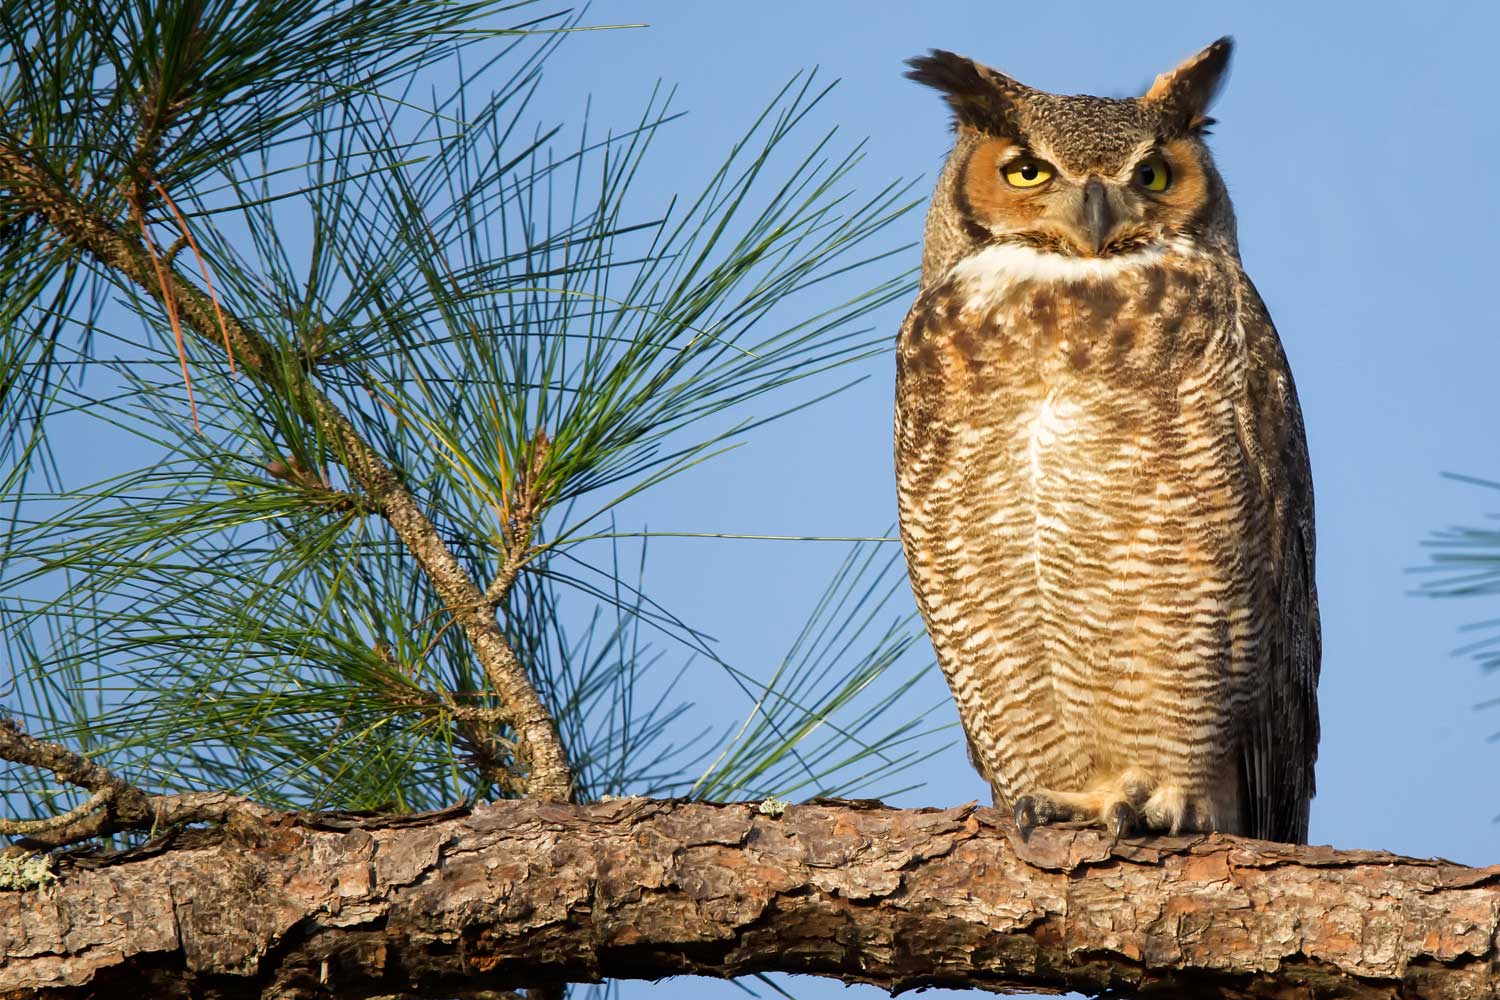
top-left (1082, 178), bottom-right (1113, 254)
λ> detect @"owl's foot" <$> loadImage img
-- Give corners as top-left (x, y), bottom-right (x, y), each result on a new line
top-left (1011, 773), bottom-right (1215, 841)
top-left (1104, 800), bottom-right (1141, 844)
top-left (1013, 789), bottom-right (1134, 841)
top-left (1012, 792), bottom-right (1068, 836)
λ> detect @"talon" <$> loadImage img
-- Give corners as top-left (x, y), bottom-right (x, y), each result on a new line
top-left (1106, 801), bottom-right (1138, 845)
top-left (1014, 795), bottom-right (1038, 841)
top-left (1174, 797), bottom-right (1199, 836)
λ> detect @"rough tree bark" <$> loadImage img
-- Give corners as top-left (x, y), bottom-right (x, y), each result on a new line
top-left (1, 798), bottom-right (1495, 999)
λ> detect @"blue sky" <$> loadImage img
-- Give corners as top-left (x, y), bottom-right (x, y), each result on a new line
top-left (11, 2), bottom-right (1500, 997)
top-left (539, 0), bottom-right (1500, 849)
top-left (520, 2), bottom-right (1500, 996)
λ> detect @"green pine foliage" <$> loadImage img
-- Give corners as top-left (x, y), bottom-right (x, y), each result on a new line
top-left (0, 0), bottom-right (949, 824)
top-left (1421, 474), bottom-right (1500, 678)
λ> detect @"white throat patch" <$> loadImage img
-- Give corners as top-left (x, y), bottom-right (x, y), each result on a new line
top-left (946, 242), bottom-right (1182, 303)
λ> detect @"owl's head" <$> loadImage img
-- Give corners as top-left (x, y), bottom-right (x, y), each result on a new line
top-left (908, 39), bottom-right (1235, 279)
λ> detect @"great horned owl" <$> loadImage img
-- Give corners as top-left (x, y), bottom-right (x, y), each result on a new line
top-left (895, 38), bottom-right (1319, 843)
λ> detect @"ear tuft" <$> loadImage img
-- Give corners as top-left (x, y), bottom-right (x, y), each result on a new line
top-left (1143, 37), bottom-right (1233, 133)
top-left (905, 50), bottom-right (1030, 135)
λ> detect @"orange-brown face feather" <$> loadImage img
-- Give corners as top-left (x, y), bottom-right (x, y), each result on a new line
top-left (1138, 137), bottom-right (1211, 234)
top-left (959, 135), bottom-right (1045, 229)
top-left (954, 130), bottom-right (1216, 257)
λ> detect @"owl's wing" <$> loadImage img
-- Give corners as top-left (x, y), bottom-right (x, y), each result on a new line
top-left (1233, 273), bottom-right (1321, 844)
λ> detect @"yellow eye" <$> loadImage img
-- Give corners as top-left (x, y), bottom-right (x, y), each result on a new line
top-left (1003, 159), bottom-right (1053, 188)
top-left (1135, 155), bottom-right (1171, 192)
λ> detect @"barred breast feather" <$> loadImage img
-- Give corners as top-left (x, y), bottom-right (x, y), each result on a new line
top-left (895, 241), bottom-right (1318, 842)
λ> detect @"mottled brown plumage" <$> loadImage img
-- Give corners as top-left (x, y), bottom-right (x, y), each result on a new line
top-left (896, 38), bottom-right (1319, 843)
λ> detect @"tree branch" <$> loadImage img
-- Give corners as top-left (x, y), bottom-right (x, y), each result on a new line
top-left (1, 798), bottom-right (1495, 999)
top-left (0, 717), bottom-right (153, 840)
top-left (0, 715), bottom-right (289, 849)
top-left (0, 145), bottom-right (572, 802)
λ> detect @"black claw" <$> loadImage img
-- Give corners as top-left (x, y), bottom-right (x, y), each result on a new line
top-left (1176, 799), bottom-right (1199, 836)
top-left (1013, 795), bottom-right (1037, 841)
top-left (1106, 801), bottom-right (1138, 846)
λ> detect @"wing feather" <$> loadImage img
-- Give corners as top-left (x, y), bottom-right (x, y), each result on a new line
top-left (1233, 274), bottom-right (1321, 844)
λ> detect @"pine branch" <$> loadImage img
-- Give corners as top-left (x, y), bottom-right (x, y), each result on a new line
top-left (0, 714), bottom-right (297, 851)
top-left (0, 144), bottom-right (573, 802)
top-left (1, 798), bottom-right (1494, 999)
top-left (0, 716), bottom-right (151, 839)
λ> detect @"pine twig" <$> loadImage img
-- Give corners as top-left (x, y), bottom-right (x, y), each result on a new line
top-left (0, 716), bottom-right (151, 842)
